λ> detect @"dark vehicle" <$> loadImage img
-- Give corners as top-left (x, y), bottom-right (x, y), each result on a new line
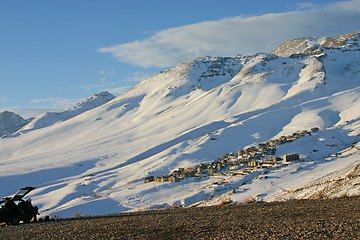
top-left (0, 186), bottom-right (38, 225)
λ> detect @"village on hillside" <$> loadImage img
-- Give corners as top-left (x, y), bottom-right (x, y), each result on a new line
top-left (145, 127), bottom-right (320, 183)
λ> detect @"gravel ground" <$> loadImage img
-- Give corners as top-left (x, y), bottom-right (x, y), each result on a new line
top-left (1, 196), bottom-right (360, 239)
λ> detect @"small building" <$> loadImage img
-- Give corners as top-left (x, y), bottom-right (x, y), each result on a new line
top-left (246, 146), bottom-right (257, 153)
top-left (184, 167), bottom-right (195, 173)
top-left (263, 158), bottom-right (276, 164)
top-left (178, 172), bottom-right (185, 179)
top-left (270, 147), bottom-right (276, 155)
top-left (169, 175), bottom-right (179, 182)
top-left (261, 163), bottom-right (274, 168)
top-left (269, 139), bottom-right (282, 146)
top-left (228, 156), bottom-right (238, 165)
top-left (228, 154), bottom-right (237, 160)
top-left (208, 167), bottom-right (216, 176)
top-left (258, 143), bottom-right (267, 151)
top-left (248, 160), bottom-right (260, 167)
top-left (301, 130), bottom-right (311, 135)
top-left (171, 170), bottom-right (182, 177)
top-left (196, 165), bottom-right (204, 174)
top-left (222, 153), bottom-right (229, 160)
top-left (250, 152), bottom-right (257, 157)
top-left (272, 156), bottom-right (282, 162)
top-left (311, 127), bottom-right (320, 132)
top-left (283, 153), bottom-right (300, 163)
top-left (184, 172), bottom-right (195, 177)
top-left (292, 133), bottom-right (302, 139)
top-left (161, 175), bottom-right (169, 182)
top-left (144, 176), bottom-right (154, 183)
top-left (238, 149), bottom-right (245, 156)
top-left (155, 175), bottom-right (169, 182)
top-left (241, 155), bottom-right (250, 162)
top-left (184, 168), bottom-right (195, 177)
top-left (228, 165), bottom-right (240, 171)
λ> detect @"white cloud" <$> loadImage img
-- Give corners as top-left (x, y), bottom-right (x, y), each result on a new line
top-left (0, 97), bottom-right (9, 102)
top-left (98, 69), bottom-right (116, 76)
top-left (80, 70), bottom-right (117, 91)
top-left (296, 3), bottom-right (318, 10)
top-left (0, 107), bottom-right (67, 119)
top-left (98, 0), bottom-right (360, 68)
top-left (30, 98), bottom-right (80, 107)
top-left (79, 78), bottom-right (107, 91)
top-left (1, 98), bottom-right (82, 118)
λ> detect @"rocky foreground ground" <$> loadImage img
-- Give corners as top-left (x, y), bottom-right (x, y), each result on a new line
top-left (1, 196), bottom-right (360, 239)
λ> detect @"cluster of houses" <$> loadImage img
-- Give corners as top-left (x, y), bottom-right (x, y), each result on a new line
top-left (144, 127), bottom-right (319, 183)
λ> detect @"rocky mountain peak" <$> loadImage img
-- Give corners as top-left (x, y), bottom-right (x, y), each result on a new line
top-left (76, 91), bottom-right (115, 108)
top-left (0, 111), bottom-right (31, 137)
top-left (271, 31), bottom-right (360, 57)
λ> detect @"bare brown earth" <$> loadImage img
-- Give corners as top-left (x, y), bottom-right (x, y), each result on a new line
top-left (1, 196), bottom-right (360, 239)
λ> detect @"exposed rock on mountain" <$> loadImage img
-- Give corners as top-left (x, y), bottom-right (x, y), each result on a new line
top-left (271, 31), bottom-right (360, 57)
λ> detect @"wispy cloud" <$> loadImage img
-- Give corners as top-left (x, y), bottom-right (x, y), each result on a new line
top-left (98, 0), bottom-right (360, 68)
top-left (30, 98), bottom-right (80, 107)
top-left (295, 3), bottom-right (318, 10)
top-left (0, 107), bottom-right (68, 119)
top-left (2, 98), bottom-right (82, 118)
top-left (0, 97), bottom-right (9, 102)
top-left (79, 70), bottom-right (119, 91)
top-left (80, 78), bottom-right (107, 91)
top-left (98, 69), bottom-right (116, 76)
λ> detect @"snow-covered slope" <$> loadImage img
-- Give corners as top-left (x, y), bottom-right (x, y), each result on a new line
top-left (15, 91), bottom-right (115, 134)
top-left (0, 111), bottom-right (31, 137)
top-left (0, 32), bottom-right (359, 218)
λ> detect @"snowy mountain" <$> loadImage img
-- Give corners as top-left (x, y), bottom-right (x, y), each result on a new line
top-left (0, 32), bottom-right (359, 218)
top-left (14, 91), bottom-right (115, 135)
top-left (0, 111), bottom-right (31, 137)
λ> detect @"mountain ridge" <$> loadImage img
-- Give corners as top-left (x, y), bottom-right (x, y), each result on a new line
top-left (0, 111), bottom-right (31, 137)
top-left (13, 91), bottom-right (115, 135)
top-left (0, 32), bottom-right (359, 217)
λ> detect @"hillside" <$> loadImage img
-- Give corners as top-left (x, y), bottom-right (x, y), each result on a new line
top-left (14, 91), bottom-right (115, 134)
top-left (0, 32), bottom-right (359, 218)
top-left (0, 111), bottom-right (31, 137)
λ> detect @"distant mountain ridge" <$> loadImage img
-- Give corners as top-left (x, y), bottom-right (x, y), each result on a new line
top-left (14, 91), bottom-right (115, 135)
top-left (0, 111), bottom-right (31, 137)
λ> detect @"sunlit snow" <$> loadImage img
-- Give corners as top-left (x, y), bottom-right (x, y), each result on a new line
top-left (1, 33), bottom-right (360, 218)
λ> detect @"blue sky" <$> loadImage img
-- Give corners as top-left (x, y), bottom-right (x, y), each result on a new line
top-left (1, 0), bottom-right (360, 118)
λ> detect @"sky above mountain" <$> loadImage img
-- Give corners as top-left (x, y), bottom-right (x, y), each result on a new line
top-left (1, 0), bottom-right (360, 118)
